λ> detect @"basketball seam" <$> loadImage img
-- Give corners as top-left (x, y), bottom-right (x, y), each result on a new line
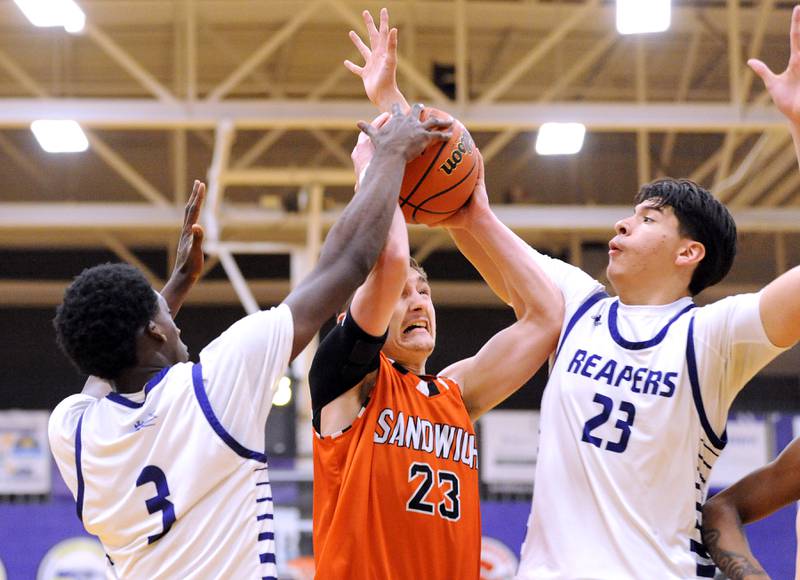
top-left (411, 156), bottom-right (478, 221)
top-left (399, 140), bottom-right (450, 208)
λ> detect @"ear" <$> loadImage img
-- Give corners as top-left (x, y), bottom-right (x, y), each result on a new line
top-left (676, 240), bottom-right (705, 268)
top-left (144, 320), bottom-right (168, 343)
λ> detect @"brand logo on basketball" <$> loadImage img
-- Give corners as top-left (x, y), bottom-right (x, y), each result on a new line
top-left (439, 132), bottom-right (475, 175)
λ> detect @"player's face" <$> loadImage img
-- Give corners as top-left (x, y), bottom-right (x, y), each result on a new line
top-left (384, 267), bottom-right (436, 363)
top-left (152, 292), bottom-right (189, 364)
top-left (606, 200), bottom-right (687, 292)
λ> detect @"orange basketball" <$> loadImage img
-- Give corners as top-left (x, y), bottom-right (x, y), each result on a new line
top-left (399, 108), bottom-right (480, 225)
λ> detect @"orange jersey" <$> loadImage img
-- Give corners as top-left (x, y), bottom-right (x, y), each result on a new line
top-left (313, 353), bottom-right (481, 579)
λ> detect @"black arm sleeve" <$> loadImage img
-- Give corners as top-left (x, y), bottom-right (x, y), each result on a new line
top-left (309, 309), bottom-right (387, 432)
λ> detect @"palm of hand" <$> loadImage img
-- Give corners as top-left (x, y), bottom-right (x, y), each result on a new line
top-left (362, 58), bottom-right (396, 105)
top-left (175, 228), bottom-right (203, 279)
top-left (771, 61), bottom-right (800, 124)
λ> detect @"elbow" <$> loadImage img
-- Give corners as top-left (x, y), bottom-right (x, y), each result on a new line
top-left (520, 296), bottom-right (564, 343)
top-left (701, 493), bottom-right (739, 535)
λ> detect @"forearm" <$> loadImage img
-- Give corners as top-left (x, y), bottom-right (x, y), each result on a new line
top-left (350, 206), bottom-right (409, 335)
top-left (449, 227), bottom-right (511, 305)
top-left (702, 500), bottom-right (769, 580)
top-left (287, 148), bottom-right (407, 332)
top-left (375, 89), bottom-right (410, 115)
top-left (467, 210), bottom-right (561, 323)
top-left (160, 274), bottom-right (198, 316)
top-left (321, 150), bottom-right (405, 280)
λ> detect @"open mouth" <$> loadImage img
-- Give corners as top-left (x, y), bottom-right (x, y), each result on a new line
top-left (403, 320), bottom-right (429, 334)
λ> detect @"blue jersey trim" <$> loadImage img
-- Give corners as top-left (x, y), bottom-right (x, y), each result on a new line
top-left (191, 363), bottom-right (268, 463)
top-left (106, 367), bottom-right (171, 408)
top-left (554, 290), bottom-right (609, 361)
top-left (697, 563), bottom-right (716, 578)
top-left (686, 317), bottom-right (727, 450)
top-left (608, 300), bottom-right (695, 350)
top-left (75, 413), bottom-right (85, 521)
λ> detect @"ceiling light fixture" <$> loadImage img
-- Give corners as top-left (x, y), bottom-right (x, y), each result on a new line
top-left (31, 120), bottom-right (89, 153)
top-left (616, 0), bottom-right (671, 35)
top-left (13, 0), bottom-right (86, 34)
top-left (535, 123), bottom-right (586, 156)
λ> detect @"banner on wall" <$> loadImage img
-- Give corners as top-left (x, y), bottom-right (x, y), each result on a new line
top-left (36, 537), bottom-right (106, 580)
top-left (0, 410), bottom-right (51, 495)
top-left (479, 410), bottom-right (539, 494)
top-left (708, 414), bottom-right (770, 489)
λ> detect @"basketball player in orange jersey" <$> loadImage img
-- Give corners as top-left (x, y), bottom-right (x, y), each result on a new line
top-left (308, 13), bottom-right (563, 578)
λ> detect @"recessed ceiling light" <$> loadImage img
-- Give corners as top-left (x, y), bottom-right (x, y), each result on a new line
top-left (31, 120), bottom-right (89, 153)
top-left (535, 123), bottom-right (586, 156)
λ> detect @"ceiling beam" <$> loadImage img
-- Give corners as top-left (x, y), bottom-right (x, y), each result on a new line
top-left (0, 99), bottom-right (786, 131)
top-left (4, 204), bottom-right (800, 239)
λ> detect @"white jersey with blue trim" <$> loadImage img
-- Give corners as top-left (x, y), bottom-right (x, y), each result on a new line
top-left (514, 248), bottom-right (787, 580)
top-left (48, 304), bottom-right (293, 580)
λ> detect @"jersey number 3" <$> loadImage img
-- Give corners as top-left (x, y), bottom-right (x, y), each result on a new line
top-left (406, 462), bottom-right (460, 521)
top-left (581, 393), bottom-right (636, 453)
top-left (136, 465), bottom-right (176, 544)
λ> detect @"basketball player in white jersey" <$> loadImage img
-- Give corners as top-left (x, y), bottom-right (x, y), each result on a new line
top-left (352, 6), bottom-right (800, 578)
top-left (48, 108), bottom-right (452, 579)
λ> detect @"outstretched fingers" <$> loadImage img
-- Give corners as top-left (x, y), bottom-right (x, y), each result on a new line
top-left (349, 30), bottom-right (371, 62)
top-left (184, 180), bottom-right (205, 227)
top-left (388, 27), bottom-right (398, 61)
top-left (748, 58), bottom-right (777, 90)
top-left (379, 7), bottom-right (389, 36)
top-left (363, 9), bottom-right (380, 46)
top-left (791, 5), bottom-right (800, 55)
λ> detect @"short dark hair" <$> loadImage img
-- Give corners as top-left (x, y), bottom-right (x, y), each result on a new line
top-left (635, 178), bottom-right (737, 295)
top-left (54, 263), bottom-right (158, 380)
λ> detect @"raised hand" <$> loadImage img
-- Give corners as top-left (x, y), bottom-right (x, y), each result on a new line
top-left (749, 5), bottom-right (800, 126)
top-left (358, 103), bottom-right (452, 162)
top-left (173, 180), bottom-right (205, 282)
top-left (344, 7), bottom-right (408, 112)
top-left (160, 180), bottom-right (205, 316)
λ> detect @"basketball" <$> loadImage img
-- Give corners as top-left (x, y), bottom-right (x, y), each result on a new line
top-left (399, 108), bottom-right (480, 225)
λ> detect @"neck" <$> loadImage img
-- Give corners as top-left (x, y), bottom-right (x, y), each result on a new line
top-left (113, 363), bottom-right (166, 394)
top-left (403, 360), bottom-right (426, 375)
top-left (612, 277), bottom-right (692, 306)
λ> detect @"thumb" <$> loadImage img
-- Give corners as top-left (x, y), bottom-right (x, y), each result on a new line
top-left (191, 224), bottom-right (204, 243)
top-left (748, 58), bottom-right (777, 88)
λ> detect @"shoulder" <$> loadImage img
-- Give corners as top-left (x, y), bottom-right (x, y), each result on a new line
top-left (693, 292), bottom-right (763, 340)
top-left (207, 304), bottom-right (293, 349)
top-left (48, 394), bottom-right (95, 453)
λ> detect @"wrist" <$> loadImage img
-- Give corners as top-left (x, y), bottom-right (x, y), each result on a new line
top-left (376, 89), bottom-right (408, 113)
top-left (464, 205), bottom-right (495, 229)
top-left (370, 146), bottom-right (406, 166)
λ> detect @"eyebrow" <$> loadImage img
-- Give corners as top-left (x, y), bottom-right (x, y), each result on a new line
top-left (637, 204), bottom-right (664, 214)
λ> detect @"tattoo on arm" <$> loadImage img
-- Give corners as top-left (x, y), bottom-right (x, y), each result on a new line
top-left (702, 528), bottom-right (769, 580)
